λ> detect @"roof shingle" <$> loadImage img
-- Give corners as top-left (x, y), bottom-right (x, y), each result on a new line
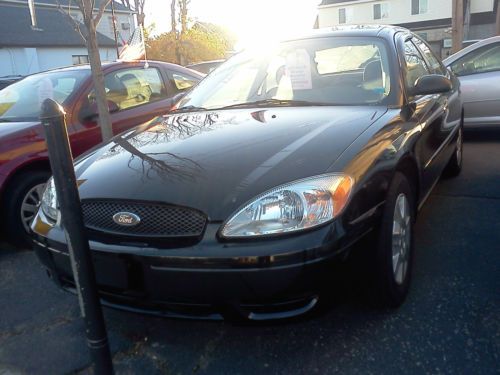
top-left (0, 3), bottom-right (117, 47)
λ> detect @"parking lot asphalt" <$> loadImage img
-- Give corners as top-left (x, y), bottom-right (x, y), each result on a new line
top-left (0, 131), bottom-right (499, 375)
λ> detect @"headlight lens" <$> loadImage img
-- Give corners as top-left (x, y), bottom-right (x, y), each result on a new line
top-left (41, 177), bottom-right (59, 221)
top-left (221, 174), bottom-right (353, 238)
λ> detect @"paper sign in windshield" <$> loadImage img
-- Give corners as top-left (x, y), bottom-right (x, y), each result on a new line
top-left (285, 49), bottom-right (312, 90)
top-left (38, 78), bottom-right (54, 106)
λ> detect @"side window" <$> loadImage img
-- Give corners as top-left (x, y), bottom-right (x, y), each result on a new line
top-left (413, 38), bottom-right (446, 75)
top-left (403, 39), bottom-right (430, 90)
top-left (89, 67), bottom-right (168, 111)
top-left (170, 72), bottom-right (200, 92)
top-left (450, 43), bottom-right (500, 76)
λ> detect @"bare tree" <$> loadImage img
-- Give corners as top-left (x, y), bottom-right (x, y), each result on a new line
top-left (58, 0), bottom-right (114, 141)
top-left (168, 0), bottom-right (190, 65)
top-left (170, 0), bottom-right (177, 33)
top-left (116, 0), bottom-right (146, 26)
top-left (179, 0), bottom-right (190, 34)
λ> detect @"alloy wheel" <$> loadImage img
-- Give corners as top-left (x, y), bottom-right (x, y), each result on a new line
top-left (391, 193), bottom-right (411, 285)
top-left (20, 183), bottom-right (46, 233)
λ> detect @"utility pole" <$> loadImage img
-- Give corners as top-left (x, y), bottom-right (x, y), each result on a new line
top-left (463, 0), bottom-right (471, 41)
top-left (452, 0), bottom-right (464, 53)
top-left (496, 0), bottom-right (500, 35)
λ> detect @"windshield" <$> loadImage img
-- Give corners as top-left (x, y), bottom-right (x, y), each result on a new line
top-left (176, 37), bottom-right (392, 111)
top-left (0, 69), bottom-right (89, 122)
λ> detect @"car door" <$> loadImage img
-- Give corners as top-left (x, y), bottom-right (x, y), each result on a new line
top-left (401, 37), bottom-right (453, 196)
top-left (104, 65), bottom-right (178, 135)
top-left (70, 65), bottom-right (178, 156)
top-left (448, 42), bottom-right (500, 127)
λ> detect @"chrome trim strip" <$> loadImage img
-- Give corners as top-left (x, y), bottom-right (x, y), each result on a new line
top-left (33, 239), bottom-right (69, 256)
top-left (418, 177), bottom-right (440, 211)
top-left (424, 124), bottom-right (460, 169)
top-left (348, 201), bottom-right (385, 225)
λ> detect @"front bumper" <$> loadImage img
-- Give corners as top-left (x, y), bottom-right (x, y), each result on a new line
top-left (32, 213), bottom-right (369, 320)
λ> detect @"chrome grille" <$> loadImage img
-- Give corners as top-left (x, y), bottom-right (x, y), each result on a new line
top-left (81, 200), bottom-right (207, 237)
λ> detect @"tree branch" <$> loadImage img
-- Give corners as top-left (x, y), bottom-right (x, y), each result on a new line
top-left (94, 0), bottom-right (112, 25)
top-left (56, 0), bottom-right (88, 42)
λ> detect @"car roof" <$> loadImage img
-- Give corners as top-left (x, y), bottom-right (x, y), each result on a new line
top-left (186, 60), bottom-right (225, 69)
top-left (285, 25), bottom-right (409, 42)
top-left (26, 60), bottom-right (205, 78)
top-left (443, 35), bottom-right (500, 66)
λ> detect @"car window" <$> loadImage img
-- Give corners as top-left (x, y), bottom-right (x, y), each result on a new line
top-left (89, 67), bottom-right (168, 111)
top-left (176, 37), bottom-right (394, 109)
top-left (413, 38), bottom-right (446, 75)
top-left (0, 70), bottom-right (89, 121)
top-left (314, 44), bottom-right (391, 96)
top-left (450, 43), bottom-right (500, 76)
top-left (403, 39), bottom-right (430, 91)
top-left (171, 72), bottom-right (199, 92)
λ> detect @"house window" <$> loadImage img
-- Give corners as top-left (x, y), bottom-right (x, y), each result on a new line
top-left (338, 8), bottom-right (352, 24)
top-left (72, 55), bottom-right (89, 65)
top-left (374, 3), bottom-right (389, 20)
top-left (411, 0), bottom-right (427, 15)
top-left (339, 8), bottom-right (346, 24)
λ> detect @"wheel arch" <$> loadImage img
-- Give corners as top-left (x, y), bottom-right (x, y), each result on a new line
top-left (1, 159), bottom-right (52, 201)
top-left (394, 155), bottom-right (420, 215)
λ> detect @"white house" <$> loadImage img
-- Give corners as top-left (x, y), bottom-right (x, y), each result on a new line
top-left (317, 0), bottom-right (498, 58)
top-left (0, 0), bottom-right (135, 77)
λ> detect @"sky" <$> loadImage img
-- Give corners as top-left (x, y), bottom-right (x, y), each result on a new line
top-left (144, 0), bottom-right (321, 49)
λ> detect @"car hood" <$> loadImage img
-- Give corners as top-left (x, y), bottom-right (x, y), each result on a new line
top-left (76, 106), bottom-right (387, 220)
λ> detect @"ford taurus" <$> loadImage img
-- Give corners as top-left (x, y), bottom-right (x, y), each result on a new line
top-left (32, 26), bottom-right (463, 320)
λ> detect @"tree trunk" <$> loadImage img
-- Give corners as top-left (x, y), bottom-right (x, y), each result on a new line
top-left (170, 0), bottom-right (176, 32)
top-left (180, 0), bottom-right (188, 34)
top-left (134, 0), bottom-right (145, 26)
top-left (87, 19), bottom-right (113, 142)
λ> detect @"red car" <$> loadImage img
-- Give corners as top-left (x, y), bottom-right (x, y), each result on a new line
top-left (0, 60), bottom-right (203, 245)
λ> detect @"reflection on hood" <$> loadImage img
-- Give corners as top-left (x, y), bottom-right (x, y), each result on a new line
top-left (76, 107), bottom-right (386, 220)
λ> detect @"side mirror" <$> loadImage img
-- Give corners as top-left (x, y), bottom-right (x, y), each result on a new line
top-left (80, 100), bottom-right (119, 121)
top-left (412, 74), bottom-right (452, 96)
top-left (172, 91), bottom-right (187, 103)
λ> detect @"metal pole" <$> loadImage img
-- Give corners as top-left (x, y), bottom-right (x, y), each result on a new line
top-left (111, 0), bottom-right (120, 59)
top-left (40, 99), bottom-right (114, 375)
top-left (496, 0), bottom-right (500, 36)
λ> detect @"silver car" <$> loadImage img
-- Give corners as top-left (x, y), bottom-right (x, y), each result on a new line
top-left (444, 36), bottom-right (500, 128)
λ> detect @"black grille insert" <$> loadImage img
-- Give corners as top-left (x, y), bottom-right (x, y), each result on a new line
top-left (81, 200), bottom-right (207, 238)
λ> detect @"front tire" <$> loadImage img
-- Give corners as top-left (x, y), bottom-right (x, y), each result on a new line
top-left (2, 170), bottom-right (50, 247)
top-left (375, 172), bottom-right (415, 308)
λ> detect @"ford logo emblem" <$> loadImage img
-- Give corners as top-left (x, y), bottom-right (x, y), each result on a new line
top-left (113, 212), bottom-right (141, 226)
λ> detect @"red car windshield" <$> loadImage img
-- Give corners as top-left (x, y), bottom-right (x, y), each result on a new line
top-left (0, 69), bottom-right (90, 122)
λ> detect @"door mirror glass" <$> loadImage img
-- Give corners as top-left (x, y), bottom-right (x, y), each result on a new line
top-left (412, 74), bottom-right (452, 96)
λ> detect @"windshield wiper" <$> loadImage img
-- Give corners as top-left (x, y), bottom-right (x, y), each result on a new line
top-left (216, 99), bottom-right (332, 110)
top-left (169, 105), bottom-right (207, 113)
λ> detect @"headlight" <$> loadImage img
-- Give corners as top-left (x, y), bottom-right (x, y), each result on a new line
top-left (41, 177), bottom-right (59, 221)
top-left (221, 174), bottom-right (353, 238)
